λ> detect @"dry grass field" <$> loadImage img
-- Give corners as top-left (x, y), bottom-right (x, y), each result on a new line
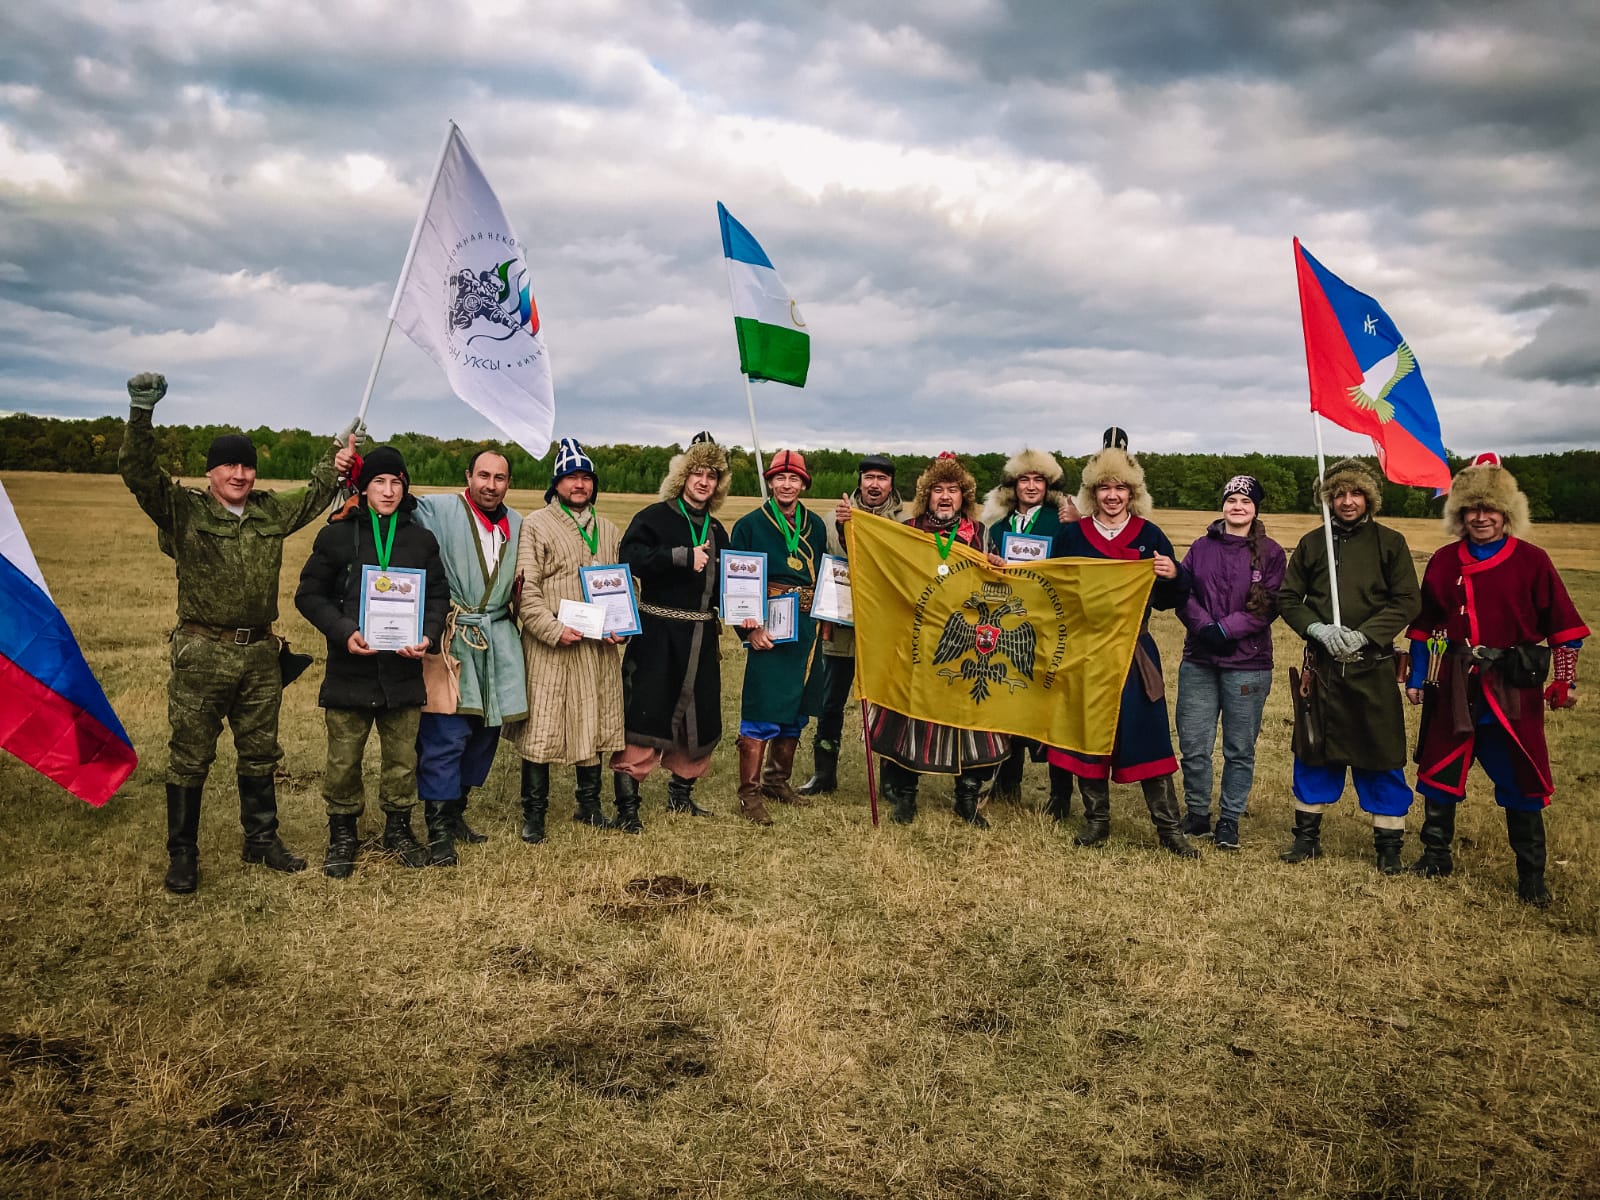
top-left (2, 471), bottom-right (1598, 1199)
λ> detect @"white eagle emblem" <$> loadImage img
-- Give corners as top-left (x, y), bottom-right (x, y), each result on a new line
top-left (1346, 341), bottom-right (1415, 423)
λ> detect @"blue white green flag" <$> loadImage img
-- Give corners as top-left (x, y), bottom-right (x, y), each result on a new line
top-left (717, 202), bottom-right (809, 387)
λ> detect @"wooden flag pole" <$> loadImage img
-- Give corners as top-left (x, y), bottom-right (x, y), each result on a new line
top-left (1311, 411), bottom-right (1343, 627)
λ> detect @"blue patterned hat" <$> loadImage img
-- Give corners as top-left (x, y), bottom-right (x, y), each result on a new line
top-left (545, 436), bottom-right (598, 501)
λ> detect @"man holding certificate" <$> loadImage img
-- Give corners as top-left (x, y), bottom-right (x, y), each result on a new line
top-left (611, 433), bottom-right (733, 819)
top-left (507, 439), bottom-right (630, 836)
top-left (295, 447), bottom-right (449, 878)
top-left (728, 450), bottom-right (829, 826)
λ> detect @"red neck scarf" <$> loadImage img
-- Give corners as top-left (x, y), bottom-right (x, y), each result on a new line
top-left (463, 490), bottom-right (509, 539)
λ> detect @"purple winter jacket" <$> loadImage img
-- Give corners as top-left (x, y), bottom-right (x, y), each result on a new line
top-left (1177, 520), bottom-right (1287, 671)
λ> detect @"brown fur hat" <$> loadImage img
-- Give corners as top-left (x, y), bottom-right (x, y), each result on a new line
top-left (981, 447), bottom-right (1067, 526)
top-left (657, 434), bottom-right (732, 513)
top-left (1442, 459), bottom-right (1530, 539)
top-left (909, 452), bottom-right (979, 520)
top-left (1319, 458), bottom-right (1383, 516)
top-left (1076, 446), bottom-right (1153, 520)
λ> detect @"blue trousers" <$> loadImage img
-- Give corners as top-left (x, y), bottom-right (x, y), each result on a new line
top-left (1292, 759), bottom-right (1413, 817)
top-left (739, 720), bottom-right (806, 741)
top-left (1175, 662), bottom-right (1272, 820)
top-left (1417, 722), bottom-right (1543, 812)
top-left (416, 712), bottom-right (503, 803)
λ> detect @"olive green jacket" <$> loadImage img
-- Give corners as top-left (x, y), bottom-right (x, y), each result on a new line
top-left (120, 407), bottom-right (339, 629)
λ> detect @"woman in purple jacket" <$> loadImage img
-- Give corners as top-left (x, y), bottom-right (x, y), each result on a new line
top-left (1174, 475), bottom-right (1286, 850)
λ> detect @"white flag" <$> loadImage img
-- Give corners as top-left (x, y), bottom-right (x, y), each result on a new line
top-left (391, 123), bottom-right (555, 454)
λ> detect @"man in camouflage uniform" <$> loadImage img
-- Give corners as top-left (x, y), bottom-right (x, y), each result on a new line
top-left (119, 372), bottom-right (355, 894)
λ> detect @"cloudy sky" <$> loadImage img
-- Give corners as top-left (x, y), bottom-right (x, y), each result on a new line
top-left (3, 0), bottom-right (1598, 461)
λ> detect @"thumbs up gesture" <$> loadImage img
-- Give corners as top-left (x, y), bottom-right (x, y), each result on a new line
top-left (334, 434), bottom-right (358, 478)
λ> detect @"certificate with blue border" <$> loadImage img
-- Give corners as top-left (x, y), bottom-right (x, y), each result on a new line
top-left (720, 550), bottom-right (768, 625)
top-left (765, 593), bottom-right (799, 644)
top-left (580, 564), bottom-right (642, 637)
top-left (1001, 532), bottom-right (1052, 564)
top-left (359, 565), bottom-right (426, 651)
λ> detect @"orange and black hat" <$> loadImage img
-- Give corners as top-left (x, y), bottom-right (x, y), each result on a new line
top-left (764, 449), bottom-right (811, 486)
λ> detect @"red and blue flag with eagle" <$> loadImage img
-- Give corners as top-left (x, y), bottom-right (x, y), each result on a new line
top-left (1293, 239), bottom-right (1452, 491)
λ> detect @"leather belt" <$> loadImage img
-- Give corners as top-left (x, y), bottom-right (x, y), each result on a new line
top-left (179, 621), bottom-right (274, 646)
top-left (639, 601), bottom-right (718, 623)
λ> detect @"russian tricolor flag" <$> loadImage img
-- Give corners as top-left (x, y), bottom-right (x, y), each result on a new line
top-left (1294, 239), bottom-right (1452, 491)
top-left (0, 480), bottom-right (136, 806)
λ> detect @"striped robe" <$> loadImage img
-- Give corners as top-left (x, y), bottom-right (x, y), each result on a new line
top-left (505, 501), bottom-right (626, 764)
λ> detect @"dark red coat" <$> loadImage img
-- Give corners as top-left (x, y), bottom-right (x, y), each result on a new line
top-left (1408, 538), bottom-right (1587, 801)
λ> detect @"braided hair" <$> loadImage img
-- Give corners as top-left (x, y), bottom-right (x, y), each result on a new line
top-left (1244, 519), bottom-right (1271, 618)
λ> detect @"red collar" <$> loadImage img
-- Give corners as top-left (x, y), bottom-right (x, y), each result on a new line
top-left (464, 490), bottom-right (509, 538)
top-left (1080, 515), bottom-right (1145, 560)
top-left (1456, 536), bottom-right (1517, 574)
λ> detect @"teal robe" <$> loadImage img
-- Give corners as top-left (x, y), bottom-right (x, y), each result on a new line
top-left (413, 493), bottom-right (528, 725)
top-left (729, 501), bottom-right (828, 726)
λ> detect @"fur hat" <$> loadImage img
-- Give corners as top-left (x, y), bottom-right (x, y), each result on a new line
top-left (1318, 458), bottom-right (1383, 517)
top-left (1076, 446), bottom-right (1153, 519)
top-left (909, 452), bottom-right (978, 520)
top-left (1442, 454), bottom-right (1530, 539)
top-left (657, 432), bottom-right (732, 512)
top-left (981, 447), bottom-right (1067, 526)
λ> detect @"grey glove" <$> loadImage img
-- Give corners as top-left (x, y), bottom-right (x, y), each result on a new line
top-left (126, 372), bottom-right (167, 410)
top-left (334, 416), bottom-right (368, 447)
top-left (1307, 622), bottom-right (1351, 661)
top-left (1329, 626), bottom-right (1369, 659)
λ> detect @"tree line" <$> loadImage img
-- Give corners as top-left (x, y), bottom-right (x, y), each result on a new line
top-left (3, 413), bottom-right (1597, 522)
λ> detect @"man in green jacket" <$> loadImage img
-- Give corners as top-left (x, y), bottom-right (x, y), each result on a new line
top-left (119, 372), bottom-right (355, 894)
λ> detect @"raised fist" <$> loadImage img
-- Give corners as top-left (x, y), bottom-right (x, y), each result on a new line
top-left (127, 372), bottom-right (168, 409)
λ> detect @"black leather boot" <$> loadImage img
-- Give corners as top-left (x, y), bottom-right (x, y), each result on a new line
top-left (164, 783), bottom-right (203, 894)
top-left (1373, 826), bottom-right (1405, 875)
top-left (798, 739), bottom-right (839, 795)
top-left (382, 809), bottom-right (427, 867)
top-left (573, 764), bottom-right (607, 827)
top-left (1410, 801), bottom-right (1456, 877)
top-left (324, 814), bottom-right (360, 879)
top-left (666, 774), bottom-right (711, 816)
top-left (611, 772), bottom-right (644, 834)
top-left (1280, 809), bottom-right (1323, 863)
top-left (881, 759), bottom-right (918, 826)
top-left (450, 794), bottom-right (488, 844)
top-left (519, 760), bottom-right (549, 844)
top-left (1074, 777), bottom-right (1111, 846)
top-left (425, 801), bottom-right (458, 867)
top-left (953, 768), bottom-right (991, 829)
top-left (1506, 809), bottom-right (1551, 907)
top-left (988, 747), bottom-right (1025, 805)
top-left (238, 774), bottom-right (307, 873)
top-left (1044, 764), bottom-right (1073, 822)
top-left (1143, 775), bottom-right (1200, 859)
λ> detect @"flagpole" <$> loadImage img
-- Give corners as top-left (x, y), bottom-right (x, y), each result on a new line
top-left (355, 119), bottom-right (459, 428)
top-left (743, 375), bottom-right (769, 502)
top-left (1311, 411), bottom-right (1343, 627)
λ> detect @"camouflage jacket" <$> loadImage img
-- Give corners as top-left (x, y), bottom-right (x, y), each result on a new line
top-left (119, 407), bottom-right (339, 628)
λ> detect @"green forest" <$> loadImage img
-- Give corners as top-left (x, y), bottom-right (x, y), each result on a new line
top-left (3, 412), bottom-right (1598, 521)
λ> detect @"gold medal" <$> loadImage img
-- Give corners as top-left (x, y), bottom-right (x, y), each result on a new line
top-left (787, 554), bottom-right (803, 570)
top-left (937, 564), bottom-right (950, 577)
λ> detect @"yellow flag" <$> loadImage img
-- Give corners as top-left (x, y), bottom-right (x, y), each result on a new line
top-left (846, 512), bottom-right (1154, 755)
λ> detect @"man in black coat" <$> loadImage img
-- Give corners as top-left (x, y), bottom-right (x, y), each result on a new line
top-left (295, 446), bottom-right (449, 877)
top-left (609, 432), bottom-right (733, 818)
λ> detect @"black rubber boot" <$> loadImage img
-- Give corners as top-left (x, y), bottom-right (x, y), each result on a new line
top-left (519, 760), bottom-right (549, 844)
top-left (382, 809), bottom-right (427, 867)
top-left (1280, 809), bottom-right (1323, 863)
top-left (450, 794), bottom-right (488, 845)
top-left (1410, 801), bottom-right (1456, 877)
top-left (798, 739), bottom-right (839, 796)
top-left (425, 801), bottom-right (458, 867)
top-left (882, 759), bottom-right (918, 826)
top-left (324, 813), bottom-right (360, 879)
top-left (1044, 764), bottom-right (1073, 822)
top-left (164, 783), bottom-right (203, 894)
top-left (573, 764), bottom-right (607, 828)
top-left (953, 768), bottom-right (991, 829)
top-left (988, 747), bottom-right (1026, 805)
top-left (666, 774), bottom-right (711, 816)
top-left (238, 774), bottom-right (307, 873)
top-left (1373, 826), bottom-right (1405, 875)
top-left (611, 772), bottom-right (645, 834)
top-left (1506, 809), bottom-right (1551, 907)
top-left (1074, 777), bottom-right (1111, 846)
top-left (1143, 775), bottom-right (1200, 859)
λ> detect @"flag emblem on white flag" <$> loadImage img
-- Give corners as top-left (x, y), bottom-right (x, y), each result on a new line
top-left (392, 123), bottom-right (555, 455)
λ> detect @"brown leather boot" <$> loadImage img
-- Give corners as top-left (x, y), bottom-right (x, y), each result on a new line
top-left (762, 736), bottom-right (809, 806)
top-left (736, 736), bottom-right (773, 826)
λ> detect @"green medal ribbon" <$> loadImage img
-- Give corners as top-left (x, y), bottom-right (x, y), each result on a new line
top-left (677, 499), bottom-right (711, 548)
top-left (368, 507), bottom-right (396, 570)
top-left (768, 499), bottom-right (804, 561)
top-left (1012, 507), bottom-right (1039, 534)
top-left (933, 526), bottom-right (959, 563)
top-left (560, 501), bottom-right (599, 556)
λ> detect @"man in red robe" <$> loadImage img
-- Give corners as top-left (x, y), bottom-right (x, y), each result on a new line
top-left (1405, 453), bottom-right (1587, 906)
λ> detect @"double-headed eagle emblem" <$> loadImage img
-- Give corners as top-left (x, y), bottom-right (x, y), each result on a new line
top-left (933, 581), bottom-right (1036, 703)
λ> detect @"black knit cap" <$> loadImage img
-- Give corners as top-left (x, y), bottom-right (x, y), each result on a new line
top-left (356, 445), bottom-right (410, 494)
top-left (858, 454), bottom-right (896, 478)
top-left (206, 433), bottom-right (257, 471)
